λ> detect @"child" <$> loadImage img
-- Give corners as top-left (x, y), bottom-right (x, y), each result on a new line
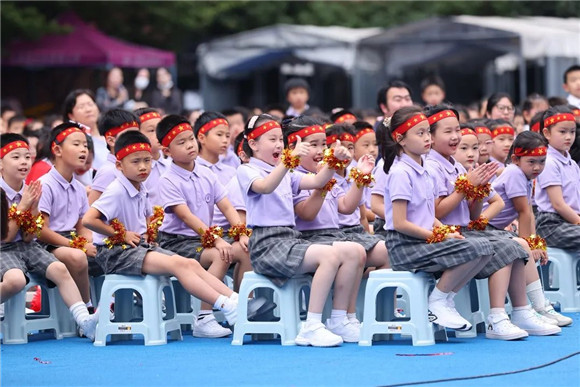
top-left (489, 119), bottom-right (516, 170)
top-left (420, 75), bottom-right (446, 106)
top-left (522, 93), bottom-right (549, 132)
top-left (284, 78), bottom-right (310, 117)
top-left (485, 131), bottom-right (572, 327)
top-left (82, 131), bottom-right (239, 329)
top-left (424, 107), bottom-right (559, 338)
top-left (155, 114), bottom-right (256, 338)
top-left (382, 106), bottom-right (495, 331)
top-left (331, 109), bottom-right (357, 125)
top-left (74, 135), bottom-right (95, 188)
top-left (7, 115), bottom-right (26, 134)
top-left (529, 112), bottom-right (545, 134)
top-left (535, 105), bottom-right (580, 249)
top-left (234, 131), bottom-right (250, 164)
top-left (134, 107), bottom-right (170, 206)
top-left (220, 107), bottom-right (247, 168)
top-left (352, 121), bottom-right (379, 225)
top-left (237, 113), bottom-right (362, 346)
top-left (474, 121), bottom-right (493, 165)
top-left (0, 133), bottom-right (98, 340)
top-left (36, 123), bottom-right (95, 306)
top-left (563, 64), bottom-right (580, 107)
top-left (287, 116), bottom-right (388, 332)
top-left (88, 109), bottom-right (140, 205)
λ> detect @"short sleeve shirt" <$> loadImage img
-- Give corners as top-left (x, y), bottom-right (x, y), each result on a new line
top-left (489, 163), bottom-right (532, 229)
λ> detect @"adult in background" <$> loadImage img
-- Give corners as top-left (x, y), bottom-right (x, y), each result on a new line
top-left (125, 68), bottom-right (151, 111)
top-left (150, 67), bottom-right (182, 114)
top-left (95, 67), bottom-right (129, 113)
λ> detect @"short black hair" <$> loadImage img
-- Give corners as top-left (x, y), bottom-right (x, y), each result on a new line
top-left (548, 96), bottom-right (568, 107)
top-left (282, 115), bottom-right (324, 147)
top-left (486, 92), bottom-right (514, 115)
top-left (98, 108), bottom-right (140, 137)
top-left (62, 89), bottom-right (96, 122)
top-left (114, 130), bottom-right (151, 156)
top-left (0, 133), bottom-right (28, 148)
top-left (563, 64), bottom-right (580, 84)
top-left (424, 104), bottom-right (459, 133)
top-left (541, 105), bottom-right (573, 132)
top-left (376, 80), bottom-right (412, 111)
top-left (222, 107), bottom-right (250, 122)
top-left (134, 107), bottom-right (159, 118)
top-left (284, 78), bottom-right (310, 96)
top-left (420, 75), bottom-right (445, 93)
top-left (193, 111), bottom-right (228, 138)
top-left (50, 122), bottom-right (87, 148)
top-left (156, 114), bottom-right (191, 146)
top-left (506, 131), bottom-right (548, 164)
top-left (7, 115), bottom-right (26, 127)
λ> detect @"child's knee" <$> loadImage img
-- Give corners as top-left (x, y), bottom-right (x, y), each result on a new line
top-left (1, 270), bottom-right (27, 293)
top-left (47, 261), bottom-right (71, 280)
top-left (68, 250), bottom-right (89, 272)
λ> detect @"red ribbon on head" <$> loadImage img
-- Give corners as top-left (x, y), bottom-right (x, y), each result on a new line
top-left (116, 143), bottom-right (152, 160)
top-left (475, 126), bottom-right (492, 137)
top-left (326, 133), bottom-right (355, 146)
top-left (334, 113), bottom-right (356, 123)
top-left (427, 110), bottom-right (456, 125)
top-left (513, 146), bottom-right (547, 157)
top-left (491, 126), bottom-right (515, 138)
top-left (198, 118), bottom-right (229, 136)
top-left (354, 128), bottom-right (375, 143)
top-left (55, 127), bottom-right (84, 144)
top-left (237, 140), bottom-right (244, 156)
top-left (139, 112), bottom-right (161, 123)
top-left (543, 113), bottom-right (575, 129)
top-left (105, 121), bottom-right (139, 138)
top-left (572, 109), bottom-right (580, 117)
top-left (530, 122), bottom-right (541, 133)
top-left (247, 121), bottom-right (281, 140)
top-left (287, 125), bottom-right (325, 144)
top-left (391, 114), bottom-right (428, 140)
top-left (1, 141), bottom-right (29, 159)
top-left (460, 128), bottom-right (476, 137)
top-left (161, 123), bottom-right (193, 147)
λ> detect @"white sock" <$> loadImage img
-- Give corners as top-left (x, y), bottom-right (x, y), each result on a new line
top-left (511, 305), bottom-right (530, 317)
top-left (447, 291), bottom-right (457, 301)
top-left (69, 301), bottom-right (90, 325)
top-left (526, 280), bottom-right (546, 311)
top-left (329, 309), bottom-right (347, 324)
top-left (306, 312), bottom-right (322, 323)
top-left (347, 312), bottom-right (358, 322)
top-left (213, 295), bottom-right (228, 310)
top-left (228, 292), bottom-right (239, 303)
top-left (489, 307), bottom-right (505, 315)
top-left (197, 310), bottom-right (212, 321)
top-left (428, 287), bottom-right (448, 304)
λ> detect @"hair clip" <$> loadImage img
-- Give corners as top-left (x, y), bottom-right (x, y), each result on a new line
top-left (248, 115), bottom-right (259, 129)
top-left (382, 116), bottom-right (391, 127)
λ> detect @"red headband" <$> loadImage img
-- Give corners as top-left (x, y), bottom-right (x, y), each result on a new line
top-left (247, 121), bottom-right (281, 140)
top-left (354, 128), bottom-right (375, 143)
top-left (460, 128), bottom-right (476, 137)
top-left (105, 121), bottom-right (139, 138)
top-left (55, 127), bottom-right (84, 144)
top-left (391, 114), bottom-right (428, 140)
top-left (1, 141), bottom-right (29, 159)
top-left (237, 140), bottom-right (245, 156)
top-left (530, 122), bottom-right (541, 133)
top-left (161, 123), bottom-right (193, 147)
top-left (287, 125), bottom-right (325, 144)
top-left (139, 112), bottom-right (161, 123)
top-left (198, 118), bottom-right (229, 136)
top-left (427, 110), bottom-right (456, 125)
top-left (491, 126), bottom-right (515, 138)
top-left (572, 109), bottom-right (580, 117)
top-left (334, 113), bottom-right (356, 123)
top-left (116, 143), bottom-right (152, 160)
top-left (543, 113), bottom-right (575, 129)
top-left (326, 133), bottom-right (355, 146)
top-left (475, 126), bottom-right (492, 137)
top-left (514, 146), bottom-right (547, 157)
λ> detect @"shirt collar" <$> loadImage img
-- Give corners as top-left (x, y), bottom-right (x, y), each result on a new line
top-left (169, 161), bottom-right (201, 180)
top-left (427, 150), bottom-right (456, 174)
top-left (547, 145), bottom-right (572, 165)
top-left (106, 153), bottom-right (117, 164)
top-left (197, 156), bottom-right (225, 172)
top-left (249, 157), bottom-right (276, 173)
top-left (398, 153), bottom-right (427, 175)
top-left (0, 177), bottom-right (25, 200)
top-left (49, 166), bottom-right (76, 191)
top-left (116, 173), bottom-right (145, 199)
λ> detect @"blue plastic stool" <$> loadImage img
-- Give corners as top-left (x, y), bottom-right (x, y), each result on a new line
top-left (94, 274), bottom-right (182, 346)
top-left (1, 276), bottom-right (70, 344)
top-left (453, 279), bottom-right (487, 338)
top-left (232, 271), bottom-right (311, 346)
top-left (359, 269), bottom-right (447, 346)
top-left (541, 248), bottom-right (580, 312)
top-left (171, 278), bottom-right (200, 331)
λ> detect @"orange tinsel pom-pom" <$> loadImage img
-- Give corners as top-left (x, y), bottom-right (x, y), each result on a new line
top-left (348, 167), bottom-right (374, 189)
top-left (322, 148), bottom-right (349, 171)
top-left (146, 206), bottom-right (165, 243)
top-left (7, 204), bottom-right (44, 237)
top-left (524, 234), bottom-right (547, 251)
top-left (227, 223), bottom-right (252, 241)
top-left (281, 149), bottom-right (300, 172)
top-left (426, 225), bottom-right (461, 244)
top-left (198, 225), bottom-right (224, 251)
top-left (467, 216), bottom-right (489, 231)
top-left (69, 231), bottom-right (88, 252)
top-left (321, 178), bottom-right (337, 198)
top-left (103, 218), bottom-right (128, 249)
top-left (454, 175), bottom-right (491, 201)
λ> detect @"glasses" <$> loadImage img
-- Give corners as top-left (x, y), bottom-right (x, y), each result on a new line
top-left (495, 105), bottom-right (514, 113)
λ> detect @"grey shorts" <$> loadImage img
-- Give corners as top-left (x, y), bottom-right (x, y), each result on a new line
top-left (0, 241), bottom-right (58, 286)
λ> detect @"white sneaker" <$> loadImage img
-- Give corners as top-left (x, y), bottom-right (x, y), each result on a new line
top-left (535, 300), bottom-right (573, 327)
top-left (348, 317), bottom-right (362, 328)
top-left (192, 314), bottom-right (232, 338)
top-left (485, 312), bottom-right (528, 340)
top-left (325, 317), bottom-right (360, 343)
top-left (295, 321), bottom-right (343, 347)
top-left (511, 306), bottom-right (562, 336)
top-left (428, 301), bottom-right (472, 331)
top-left (79, 310), bottom-right (99, 342)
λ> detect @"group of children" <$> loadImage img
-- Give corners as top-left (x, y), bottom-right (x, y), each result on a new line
top-left (1, 65), bottom-right (579, 348)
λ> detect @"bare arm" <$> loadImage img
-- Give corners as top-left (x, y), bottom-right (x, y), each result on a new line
top-left (216, 197), bottom-right (243, 226)
top-left (511, 196), bottom-right (535, 237)
top-left (392, 200), bottom-right (433, 240)
top-left (546, 185), bottom-right (580, 224)
top-left (479, 194), bottom-right (505, 222)
top-left (294, 189), bottom-right (325, 222)
top-left (370, 193), bottom-right (385, 219)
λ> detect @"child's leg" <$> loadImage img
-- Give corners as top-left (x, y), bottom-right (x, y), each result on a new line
top-left (488, 264), bottom-right (513, 308)
top-left (51, 246), bottom-right (90, 303)
top-left (437, 255), bottom-right (491, 293)
top-left (506, 259), bottom-right (528, 307)
top-left (334, 242), bottom-right (367, 315)
top-left (230, 242), bottom-right (253, 292)
top-left (0, 269), bottom-right (27, 303)
top-left (451, 255), bottom-right (492, 293)
top-left (199, 249), bottom-right (230, 311)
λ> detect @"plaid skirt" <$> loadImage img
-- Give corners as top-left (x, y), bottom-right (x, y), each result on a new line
top-left (299, 228), bottom-right (349, 245)
top-left (462, 227), bottom-right (529, 279)
top-left (340, 225), bottom-right (382, 252)
top-left (536, 211), bottom-right (580, 251)
top-left (385, 230), bottom-right (493, 277)
top-left (372, 217), bottom-right (387, 238)
top-left (0, 241), bottom-right (57, 286)
top-left (249, 226), bottom-right (311, 287)
top-left (95, 240), bottom-right (174, 276)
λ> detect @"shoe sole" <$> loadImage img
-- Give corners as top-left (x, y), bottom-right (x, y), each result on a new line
top-left (429, 311), bottom-right (471, 331)
top-left (192, 331), bottom-right (232, 338)
top-left (542, 315), bottom-right (572, 327)
top-left (486, 332), bottom-right (528, 340)
top-left (523, 327), bottom-right (561, 336)
top-left (294, 337), bottom-right (343, 347)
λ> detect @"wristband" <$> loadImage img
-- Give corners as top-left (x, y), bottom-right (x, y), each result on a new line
top-left (281, 149), bottom-right (300, 172)
top-left (103, 218), bottom-right (128, 249)
top-left (427, 225), bottom-right (461, 244)
top-left (227, 224), bottom-right (252, 241)
top-left (348, 167), bottom-right (374, 189)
